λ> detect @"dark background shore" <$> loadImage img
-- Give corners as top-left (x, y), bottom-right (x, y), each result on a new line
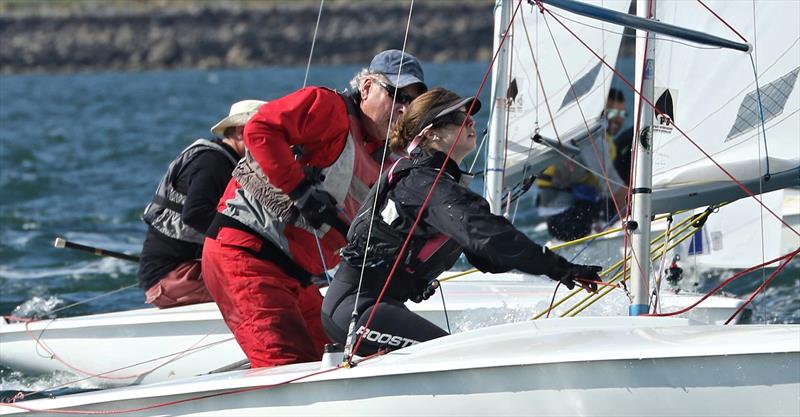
top-left (0, 0), bottom-right (495, 75)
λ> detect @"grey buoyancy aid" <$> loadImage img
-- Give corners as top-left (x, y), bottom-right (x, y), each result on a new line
top-left (142, 139), bottom-right (239, 244)
top-left (340, 153), bottom-right (465, 302)
top-left (219, 92), bottom-right (382, 270)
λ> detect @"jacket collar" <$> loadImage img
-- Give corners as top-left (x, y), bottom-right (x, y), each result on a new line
top-left (411, 150), bottom-right (468, 183)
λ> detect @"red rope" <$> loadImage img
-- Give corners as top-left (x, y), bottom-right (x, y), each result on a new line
top-left (0, 365), bottom-right (344, 415)
top-left (643, 249), bottom-right (798, 319)
top-left (350, 0), bottom-right (525, 359)
top-left (724, 248), bottom-right (799, 324)
top-left (19, 320), bottom-right (228, 381)
top-left (538, 13), bottom-right (624, 223)
top-left (0, 350), bottom-right (387, 414)
top-left (696, 0), bottom-right (749, 44)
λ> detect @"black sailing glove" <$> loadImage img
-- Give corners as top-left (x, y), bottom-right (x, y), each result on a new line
top-left (543, 248), bottom-right (603, 293)
top-left (411, 279), bottom-right (440, 303)
top-left (288, 179), bottom-right (348, 236)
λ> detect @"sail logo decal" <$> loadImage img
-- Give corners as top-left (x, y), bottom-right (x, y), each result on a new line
top-left (559, 62), bottom-right (602, 110)
top-left (653, 87), bottom-right (677, 135)
top-left (726, 66), bottom-right (799, 142)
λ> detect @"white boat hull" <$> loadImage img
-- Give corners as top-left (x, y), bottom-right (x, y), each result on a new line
top-left (1, 317), bottom-right (797, 416)
top-left (0, 274), bottom-right (746, 386)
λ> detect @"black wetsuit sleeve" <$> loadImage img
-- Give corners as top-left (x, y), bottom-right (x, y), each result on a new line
top-left (401, 170), bottom-right (561, 277)
top-left (179, 151), bottom-right (235, 234)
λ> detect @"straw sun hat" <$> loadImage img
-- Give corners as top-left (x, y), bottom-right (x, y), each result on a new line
top-left (210, 99), bottom-right (267, 137)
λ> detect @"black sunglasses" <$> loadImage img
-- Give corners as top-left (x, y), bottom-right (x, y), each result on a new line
top-left (433, 111), bottom-right (473, 128)
top-left (376, 80), bottom-right (416, 105)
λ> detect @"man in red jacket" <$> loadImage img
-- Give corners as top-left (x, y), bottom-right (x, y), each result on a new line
top-left (202, 50), bottom-right (427, 368)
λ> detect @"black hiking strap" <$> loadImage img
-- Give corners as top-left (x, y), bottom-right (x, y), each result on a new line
top-left (206, 214), bottom-right (312, 284)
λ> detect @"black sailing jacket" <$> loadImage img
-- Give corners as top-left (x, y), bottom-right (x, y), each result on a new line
top-left (339, 150), bottom-right (563, 302)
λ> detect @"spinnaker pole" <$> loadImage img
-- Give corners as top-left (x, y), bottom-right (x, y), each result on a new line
top-left (628, 0), bottom-right (656, 316)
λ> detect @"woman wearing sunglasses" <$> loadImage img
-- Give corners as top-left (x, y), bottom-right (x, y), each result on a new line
top-left (321, 88), bottom-right (602, 355)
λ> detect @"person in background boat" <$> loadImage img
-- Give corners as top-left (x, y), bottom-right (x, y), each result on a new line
top-left (534, 88), bottom-right (628, 242)
top-left (202, 50), bottom-right (428, 368)
top-left (137, 100), bottom-right (265, 309)
top-left (322, 88), bottom-right (603, 356)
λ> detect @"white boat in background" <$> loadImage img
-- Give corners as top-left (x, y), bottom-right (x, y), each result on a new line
top-left (1, 317), bottom-right (798, 417)
top-left (1, 0), bottom-right (798, 414)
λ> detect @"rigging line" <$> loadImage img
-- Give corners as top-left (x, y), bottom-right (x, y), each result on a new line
top-left (681, 39), bottom-right (798, 135)
top-left (550, 10), bottom-right (722, 50)
top-left (650, 215), bottom-right (674, 313)
top-left (749, 5), bottom-right (768, 176)
top-left (643, 248), bottom-right (797, 320)
top-left (750, 0), bottom-right (768, 324)
top-left (501, 6), bottom-right (517, 216)
top-left (313, 230), bottom-right (332, 284)
top-left (539, 12), bottom-right (624, 222)
top-left (467, 127), bottom-right (489, 173)
top-left (539, 3), bottom-right (800, 239)
top-left (725, 248), bottom-right (798, 325)
top-left (19, 322), bottom-right (234, 394)
top-left (438, 283), bottom-right (452, 334)
top-left (344, 0), bottom-right (416, 362)
top-left (45, 283), bottom-right (138, 317)
top-left (622, 0), bottom-right (654, 303)
top-left (508, 8), bottom-right (543, 225)
top-left (1, 362), bottom-right (344, 414)
top-left (532, 209), bottom-right (708, 319)
top-left (349, 0), bottom-right (524, 360)
top-left (302, 0), bottom-right (325, 88)
top-left (696, 0), bottom-right (748, 44)
top-left (519, 5), bottom-right (566, 150)
top-left (535, 139), bottom-right (626, 188)
top-left (301, 0), bottom-right (332, 282)
top-left (24, 317), bottom-right (225, 381)
top-left (564, 211), bottom-right (719, 317)
top-left (546, 281), bottom-right (562, 318)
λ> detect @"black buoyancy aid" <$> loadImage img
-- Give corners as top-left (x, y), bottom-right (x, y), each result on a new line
top-left (142, 139), bottom-right (238, 244)
top-left (340, 153), bottom-right (465, 302)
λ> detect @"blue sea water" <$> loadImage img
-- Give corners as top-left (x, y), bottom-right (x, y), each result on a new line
top-left (0, 63), bottom-right (797, 396)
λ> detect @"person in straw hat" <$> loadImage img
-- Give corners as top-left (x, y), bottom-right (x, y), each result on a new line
top-left (138, 99), bottom-right (265, 308)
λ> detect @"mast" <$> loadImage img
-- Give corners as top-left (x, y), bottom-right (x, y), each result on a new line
top-left (629, 0), bottom-right (656, 316)
top-left (486, 0), bottom-right (513, 215)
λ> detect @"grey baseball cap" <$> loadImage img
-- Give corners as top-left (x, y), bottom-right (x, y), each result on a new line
top-left (369, 49), bottom-right (427, 90)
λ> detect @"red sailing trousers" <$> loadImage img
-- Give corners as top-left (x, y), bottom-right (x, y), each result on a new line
top-left (201, 227), bottom-right (330, 368)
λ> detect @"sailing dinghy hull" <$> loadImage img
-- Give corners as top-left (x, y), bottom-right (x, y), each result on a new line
top-left (1, 317), bottom-right (797, 417)
top-left (0, 275), bottom-right (746, 386)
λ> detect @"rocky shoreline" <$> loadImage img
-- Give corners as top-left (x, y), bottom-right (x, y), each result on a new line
top-left (0, 0), bottom-right (495, 75)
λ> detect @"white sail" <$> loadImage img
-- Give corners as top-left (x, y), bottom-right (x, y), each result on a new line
top-left (674, 190), bottom-right (786, 269)
top-left (501, 0), bottom-right (631, 184)
top-left (649, 0), bottom-right (800, 208)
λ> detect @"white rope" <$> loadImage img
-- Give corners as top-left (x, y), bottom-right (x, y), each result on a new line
top-left (750, 0), bottom-right (767, 324)
top-left (47, 283), bottom-right (138, 316)
top-left (343, 0), bottom-right (417, 360)
top-left (302, 0), bottom-right (325, 88)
